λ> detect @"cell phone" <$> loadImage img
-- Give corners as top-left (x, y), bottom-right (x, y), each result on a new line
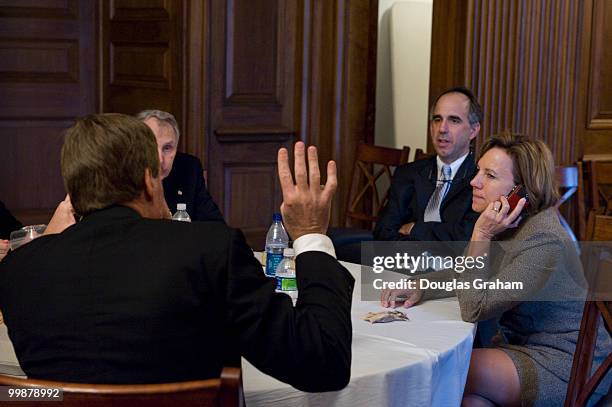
top-left (506, 184), bottom-right (530, 213)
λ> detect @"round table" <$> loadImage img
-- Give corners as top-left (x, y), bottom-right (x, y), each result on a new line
top-left (242, 260), bottom-right (476, 407)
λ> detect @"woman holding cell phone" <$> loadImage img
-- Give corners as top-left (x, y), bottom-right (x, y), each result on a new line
top-left (381, 132), bottom-right (611, 406)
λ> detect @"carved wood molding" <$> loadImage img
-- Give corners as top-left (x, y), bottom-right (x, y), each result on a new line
top-left (215, 126), bottom-right (293, 143)
top-left (586, 0), bottom-right (612, 129)
top-left (0, 0), bottom-right (78, 19)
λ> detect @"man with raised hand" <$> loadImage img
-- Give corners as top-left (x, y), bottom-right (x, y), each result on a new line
top-left (0, 114), bottom-right (354, 391)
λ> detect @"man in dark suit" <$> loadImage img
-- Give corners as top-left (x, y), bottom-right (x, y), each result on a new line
top-left (374, 87), bottom-right (482, 242)
top-left (0, 114), bottom-right (353, 391)
top-left (137, 110), bottom-right (224, 222)
top-left (0, 200), bottom-right (22, 260)
top-left (0, 200), bottom-right (22, 240)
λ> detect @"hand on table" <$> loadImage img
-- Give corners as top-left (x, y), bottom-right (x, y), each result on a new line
top-left (44, 195), bottom-right (76, 235)
top-left (277, 142), bottom-right (337, 240)
top-left (398, 222), bottom-right (415, 236)
top-left (381, 287), bottom-right (423, 308)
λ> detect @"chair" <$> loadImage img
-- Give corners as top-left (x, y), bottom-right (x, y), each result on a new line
top-left (343, 143), bottom-right (410, 229)
top-left (555, 165), bottom-right (586, 241)
top-left (584, 160), bottom-right (612, 215)
top-left (0, 367), bottom-right (243, 407)
top-left (329, 143), bottom-right (409, 263)
top-left (414, 148), bottom-right (432, 161)
top-left (565, 213), bottom-right (612, 407)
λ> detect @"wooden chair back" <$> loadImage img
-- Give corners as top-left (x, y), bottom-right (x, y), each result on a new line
top-left (584, 160), bottom-right (612, 215)
top-left (565, 213), bottom-right (612, 407)
top-left (555, 165), bottom-right (586, 241)
top-left (414, 148), bottom-right (432, 161)
top-left (0, 367), bottom-right (243, 407)
top-left (345, 143), bottom-right (410, 229)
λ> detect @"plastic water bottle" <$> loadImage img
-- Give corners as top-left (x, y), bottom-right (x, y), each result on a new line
top-left (265, 213), bottom-right (289, 277)
top-left (172, 203), bottom-right (191, 222)
top-left (276, 248), bottom-right (297, 298)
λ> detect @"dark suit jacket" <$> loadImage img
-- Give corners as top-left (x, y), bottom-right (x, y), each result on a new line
top-left (163, 152), bottom-right (224, 223)
top-left (374, 154), bottom-right (479, 241)
top-left (0, 206), bottom-right (354, 390)
top-left (0, 200), bottom-right (22, 239)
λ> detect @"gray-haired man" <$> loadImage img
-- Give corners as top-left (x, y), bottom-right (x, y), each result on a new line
top-left (137, 109), bottom-right (224, 222)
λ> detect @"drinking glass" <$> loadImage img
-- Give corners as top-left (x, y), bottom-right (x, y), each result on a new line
top-left (9, 224), bottom-right (46, 251)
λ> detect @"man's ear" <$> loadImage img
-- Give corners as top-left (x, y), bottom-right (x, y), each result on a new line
top-left (143, 168), bottom-right (157, 201)
top-left (470, 123), bottom-right (481, 140)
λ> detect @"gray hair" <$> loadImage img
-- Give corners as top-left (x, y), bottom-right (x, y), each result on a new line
top-left (135, 109), bottom-right (180, 141)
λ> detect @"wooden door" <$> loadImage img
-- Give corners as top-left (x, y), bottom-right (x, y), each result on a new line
top-left (0, 0), bottom-right (98, 223)
top-left (100, 0), bottom-right (184, 122)
top-left (578, 0), bottom-right (612, 160)
top-left (206, 0), bottom-right (378, 248)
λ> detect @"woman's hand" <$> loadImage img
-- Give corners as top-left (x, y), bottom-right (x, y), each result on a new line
top-left (472, 195), bottom-right (526, 240)
top-left (381, 287), bottom-right (423, 308)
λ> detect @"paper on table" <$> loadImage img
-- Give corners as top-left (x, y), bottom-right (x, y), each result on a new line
top-left (362, 310), bottom-right (409, 323)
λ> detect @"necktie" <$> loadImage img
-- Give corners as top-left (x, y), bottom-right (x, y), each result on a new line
top-left (424, 165), bottom-right (452, 222)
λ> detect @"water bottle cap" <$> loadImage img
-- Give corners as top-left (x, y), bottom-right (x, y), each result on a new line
top-left (283, 248), bottom-right (295, 257)
top-left (272, 213), bottom-right (282, 222)
top-left (177, 203), bottom-right (186, 211)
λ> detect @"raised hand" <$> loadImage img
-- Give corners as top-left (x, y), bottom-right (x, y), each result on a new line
top-left (277, 142), bottom-right (337, 240)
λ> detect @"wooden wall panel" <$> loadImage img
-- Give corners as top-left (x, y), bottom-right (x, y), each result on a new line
top-left (101, 0), bottom-right (182, 120)
top-left (208, 0), bottom-right (295, 248)
top-left (223, 163), bottom-right (280, 235)
top-left (580, 0), bottom-right (612, 159)
top-left (586, 0), bottom-right (612, 128)
top-left (0, 0), bottom-right (97, 220)
top-left (297, 0), bottom-right (378, 227)
top-left (0, 39), bottom-right (79, 83)
top-left (225, 0), bottom-right (279, 104)
top-left (0, 0), bottom-right (78, 19)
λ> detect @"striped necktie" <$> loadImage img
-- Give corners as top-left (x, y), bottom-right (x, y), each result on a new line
top-left (424, 165), bottom-right (452, 222)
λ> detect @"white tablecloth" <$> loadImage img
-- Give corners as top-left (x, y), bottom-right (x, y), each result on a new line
top-left (0, 259), bottom-right (475, 406)
top-left (243, 260), bottom-right (476, 407)
top-left (0, 324), bottom-right (24, 376)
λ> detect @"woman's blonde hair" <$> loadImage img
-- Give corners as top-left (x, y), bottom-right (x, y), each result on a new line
top-left (479, 131), bottom-right (559, 214)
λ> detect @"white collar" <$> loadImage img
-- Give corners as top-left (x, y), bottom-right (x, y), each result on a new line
top-left (436, 153), bottom-right (469, 181)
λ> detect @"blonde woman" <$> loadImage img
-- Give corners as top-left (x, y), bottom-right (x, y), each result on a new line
top-left (382, 133), bottom-right (611, 406)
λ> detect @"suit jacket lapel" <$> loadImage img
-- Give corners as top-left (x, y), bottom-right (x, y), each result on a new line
top-left (415, 158), bottom-right (437, 211)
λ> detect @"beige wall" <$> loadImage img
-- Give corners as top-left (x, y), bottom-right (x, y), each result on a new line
top-left (375, 0), bottom-right (432, 159)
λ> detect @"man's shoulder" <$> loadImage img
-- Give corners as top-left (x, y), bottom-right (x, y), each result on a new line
top-left (172, 152), bottom-right (203, 173)
top-left (142, 217), bottom-right (232, 240)
top-left (393, 156), bottom-right (435, 179)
